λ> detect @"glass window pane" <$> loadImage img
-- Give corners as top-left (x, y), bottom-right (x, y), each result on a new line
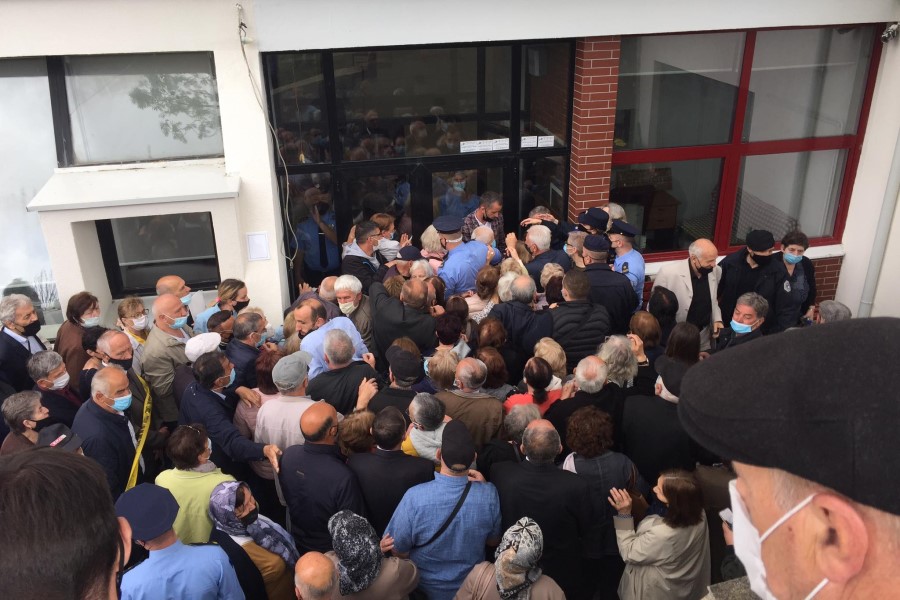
top-left (520, 156), bottom-right (566, 220)
top-left (0, 59), bottom-right (60, 326)
top-left (611, 159), bottom-right (724, 252)
top-left (745, 27), bottom-right (873, 141)
top-left (521, 43), bottom-right (571, 147)
top-left (267, 53), bottom-right (330, 164)
top-left (333, 47), bottom-right (512, 161)
top-left (732, 150), bottom-right (847, 244)
top-left (432, 167), bottom-right (503, 220)
top-left (617, 33), bottom-right (744, 149)
top-left (287, 172), bottom-right (342, 286)
top-left (106, 213), bottom-right (219, 292)
top-left (66, 53), bottom-right (224, 164)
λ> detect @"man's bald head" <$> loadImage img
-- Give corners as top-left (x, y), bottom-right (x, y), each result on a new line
top-left (688, 238), bottom-right (719, 270)
top-left (294, 551), bottom-right (337, 600)
top-left (152, 293), bottom-right (187, 329)
top-left (400, 279), bottom-right (428, 310)
top-left (318, 277), bottom-right (337, 302)
top-left (521, 419), bottom-right (562, 464)
top-left (300, 401), bottom-right (338, 444)
top-left (155, 275), bottom-right (189, 297)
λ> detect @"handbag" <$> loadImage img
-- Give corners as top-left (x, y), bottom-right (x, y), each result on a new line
top-left (627, 464), bottom-right (649, 524)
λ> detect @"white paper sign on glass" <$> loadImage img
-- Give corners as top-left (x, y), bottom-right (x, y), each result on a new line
top-left (460, 140), bottom-right (478, 153)
top-left (521, 136), bottom-right (538, 148)
top-left (246, 232), bottom-right (270, 261)
top-left (538, 135), bottom-right (556, 148)
top-left (474, 140), bottom-right (493, 152)
top-left (492, 138), bottom-right (510, 151)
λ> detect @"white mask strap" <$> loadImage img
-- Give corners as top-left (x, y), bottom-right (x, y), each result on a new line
top-left (760, 493), bottom-right (817, 543)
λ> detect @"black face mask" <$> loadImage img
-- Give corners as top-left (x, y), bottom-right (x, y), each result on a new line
top-left (21, 321), bottom-right (41, 337)
top-left (233, 300), bottom-right (250, 312)
top-left (32, 417), bottom-right (53, 432)
top-left (239, 507), bottom-right (259, 527)
top-left (107, 357), bottom-right (134, 372)
top-left (692, 258), bottom-right (714, 276)
top-left (751, 252), bottom-right (773, 267)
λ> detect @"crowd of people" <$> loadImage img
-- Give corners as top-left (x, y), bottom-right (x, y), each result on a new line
top-left (0, 195), bottom-right (874, 600)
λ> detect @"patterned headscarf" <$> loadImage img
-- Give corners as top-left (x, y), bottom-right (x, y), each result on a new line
top-left (208, 481), bottom-right (300, 567)
top-left (494, 517), bottom-right (544, 600)
top-left (327, 510), bottom-right (382, 595)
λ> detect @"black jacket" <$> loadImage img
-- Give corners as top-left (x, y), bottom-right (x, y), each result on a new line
top-left (621, 393), bottom-right (698, 485)
top-left (551, 301), bottom-right (612, 372)
top-left (346, 448), bottom-right (434, 536)
top-left (0, 328), bottom-right (45, 392)
top-left (72, 400), bottom-right (136, 500)
top-left (307, 361), bottom-right (378, 415)
top-left (224, 339), bottom-right (261, 389)
top-left (545, 385), bottom-right (625, 457)
top-left (208, 529), bottom-right (267, 600)
top-left (714, 326), bottom-right (764, 352)
top-left (367, 387), bottom-right (417, 425)
top-left (526, 249), bottom-right (572, 290)
top-left (775, 252), bottom-right (817, 318)
top-left (369, 283), bottom-right (437, 367)
top-left (486, 301), bottom-right (553, 356)
top-left (717, 248), bottom-right (798, 334)
top-left (341, 253), bottom-right (389, 295)
top-left (35, 385), bottom-right (83, 429)
top-left (490, 460), bottom-right (594, 600)
top-left (583, 264), bottom-right (637, 334)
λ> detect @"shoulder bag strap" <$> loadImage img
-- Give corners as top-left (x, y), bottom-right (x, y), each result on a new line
top-left (418, 481), bottom-right (472, 548)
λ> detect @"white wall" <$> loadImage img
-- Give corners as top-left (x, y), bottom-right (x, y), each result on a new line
top-left (871, 186), bottom-right (900, 317)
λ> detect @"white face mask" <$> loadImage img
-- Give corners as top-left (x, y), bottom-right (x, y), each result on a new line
top-left (729, 480), bottom-right (829, 600)
top-left (50, 372), bottom-right (70, 391)
top-left (130, 315), bottom-right (148, 330)
top-left (338, 301), bottom-right (357, 316)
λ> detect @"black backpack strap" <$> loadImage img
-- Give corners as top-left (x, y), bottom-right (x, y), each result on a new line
top-left (418, 481), bottom-right (472, 548)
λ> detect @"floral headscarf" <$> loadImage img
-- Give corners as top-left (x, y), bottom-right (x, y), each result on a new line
top-left (494, 517), bottom-right (544, 600)
top-left (327, 510), bottom-right (382, 595)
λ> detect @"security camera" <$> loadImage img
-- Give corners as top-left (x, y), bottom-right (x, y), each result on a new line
top-left (883, 23), bottom-right (899, 43)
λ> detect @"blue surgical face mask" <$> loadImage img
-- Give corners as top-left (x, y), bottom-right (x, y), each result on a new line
top-left (731, 318), bottom-right (759, 335)
top-left (82, 316), bottom-right (101, 327)
top-left (109, 393), bottom-right (133, 412)
top-left (180, 293), bottom-right (194, 305)
top-left (783, 253), bottom-right (803, 265)
top-left (491, 240), bottom-right (497, 249)
top-left (563, 243), bottom-right (571, 255)
top-left (452, 181), bottom-right (466, 192)
top-left (226, 368), bottom-right (236, 388)
top-left (169, 315), bottom-right (189, 329)
top-left (255, 330), bottom-right (269, 348)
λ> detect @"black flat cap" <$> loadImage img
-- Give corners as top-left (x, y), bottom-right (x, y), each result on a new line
top-left (745, 229), bottom-right (775, 252)
top-left (609, 219), bottom-right (638, 238)
top-left (398, 245), bottom-right (422, 261)
top-left (115, 483), bottom-right (180, 541)
top-left (433, 216), bottom-right (464, 234)
top-left (583, 234), bottom-right (610, 253)
top-left (678, 318), bottom-right (900, 515)
top-left (442, 419), bottom-right (475, 471)
top-left (578, 207), bottom-right (609, 230)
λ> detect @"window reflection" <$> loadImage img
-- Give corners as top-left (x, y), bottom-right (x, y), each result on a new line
top-left (431, 168), bottom-right (503, 220)
top-left (287, 173), bottom-right (342, 286)
top-left (267, 53), bottom-right (330, 165)
top-left (520, 156), bottom-right (566, 220)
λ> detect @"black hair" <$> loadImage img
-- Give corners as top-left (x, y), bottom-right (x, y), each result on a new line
top-left (372, 406), bottom-right (406, 449)
top-left (193, 351), bottom-right (227, 389)
top-left (81, 326), bottom-right (110, 353)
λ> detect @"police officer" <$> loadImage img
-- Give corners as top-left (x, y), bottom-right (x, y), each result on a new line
top-left (581, 235), bottom-right (637, 335)
top-left (609, 219), bottom-right (645, 309)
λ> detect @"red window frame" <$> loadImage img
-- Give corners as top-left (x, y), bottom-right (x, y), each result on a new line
top-left (611, 26), bottom-right (883, 262)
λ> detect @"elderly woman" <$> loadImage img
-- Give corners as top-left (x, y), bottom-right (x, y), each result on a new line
top-left (401, 392), bottom-right (448, 468)
top-left (609, 469), bottom-right (711, 600)
top-left (55, 291), bottom-right (101, 396)
top-left (467, 266), bottom-right (500, 323)
top-left (563, 406), bottom-right (646, 599)
top-left (116, 296), bottom-right (149, 369)
top-left (476, 347), bottom-right (515, 401)
top-left (503, 357), bottom-right (561, 416)
top-left (777, 229), bottom-right (817, 325)
top-left (536, 264), bottom-right (565, 309)
top-left (0, 391), bottom-right (49, 455)
top-left (409, 259), bottom-right (434, 281)
top-left (476, 404), bottom-right (540, 480)
top-left (338, 410), bottom-right (375, 457)
top-left (420, 225), bottom-right (447, 273)
top-left (209, 480), bottom-right (299, 600)
top-left (326, 510), bottom-right (419, 599)
top-left (628, 311), bottom-right (664, 397)
top-left (478, 317), bottom-right (525, 385)
top-left (598, 335), bottom-right (639, 392)
top-left (194, 278), bottom-right (250, 333)
top-left (456, 517), bottom-right (565, 600)
top-left (154, 423), bottom-right (235, 544)
top-left (533, 338), bottom-right (567, 381)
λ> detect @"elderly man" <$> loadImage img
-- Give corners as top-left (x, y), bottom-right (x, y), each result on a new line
top-left (295, 299), bottom-right (369, 380)
top-left (72, 365), bottom-right (143, 499)
top-left (279, 401), bottom-right (366, 553)
top-left (370, 279), bottom-right (438, 364)
top-left (551, 270), bottom-right (611, 371)
top-left (470, 225), bottom-right (502, 266)
top-left (385, 419), bottom-right (502, 600)
top-left (306, 329), bottom-right (378, 415)
top-left (608, 219), bottom-right (645, 308)
top-left (0, 294), bottom-right (47, 395)
top-left (816, 299), bottom-right (852, 324)
top-left (142, 293), bottom-right (193, 429)
top-left (288, 275), bottom-right (341, 321)
top-left (179, 350), bottom-right (282, 478)
top-left (155, 275), bottom-right (195, 327)
top-left (341, 220), bottom-right (393, 294)
top-left (436, 215), bottom-right (490, 296)
top-left (652, 238), bottom-right (723, 350)
top-left (487, 276), bottom-right (553, 356)
top-left (462, 191), bottom-right (504, 245)
top-left (294, 552), bottom-right (338, 600)
top-left (718, 229), bottom-right (796, 334)
top-left (490, 420), bottom-right (593, 600)
top-left (255, 351), bottom-right (316, 450)
top-left (27, 350), bottom-right (82, 428)
top-left (518, 224), bottom-right (572, 291)
top-left (225, 312), bottom-right (272, 389)
top-left (581, 235), bottom-right (637, 334)
top-left (333, 274), bottom-right (374, 352)
top-left (715, 292), bottom-right (768, 352)
top-left (368, 346), bottom-right (424, 420)
top-left (436, 357), bottom-right (503, 448)
top-left (679, 318), bottom-right (900, 600)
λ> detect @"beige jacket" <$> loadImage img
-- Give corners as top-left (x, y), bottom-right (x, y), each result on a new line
top-left (454, 562), bottom-right (566, 600)
top-left (141, 325), bottom-right (192, 423)
top-left (325, 552), bottom-right (419, 600)
top-left (348, 295), bottom-right (374, 354)
top-left (652, 259), bottom-right (722, 348)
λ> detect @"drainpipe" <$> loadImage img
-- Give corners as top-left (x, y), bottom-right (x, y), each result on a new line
top-left (857, 126), bottom-right (900, 318)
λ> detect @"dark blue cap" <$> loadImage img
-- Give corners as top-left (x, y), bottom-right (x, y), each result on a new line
top-left (609, 219), bottom-right (638, 237)
top-left (583, 234), bottom-right (610, 252)
top-left (398, 246), bottom-right (422, 261)
top-left (433, 216), bottom-right (464, 234)
top-left (115, 483), bottom-right (180, 541)
top-left (578, 207), bottom-right (609, 230)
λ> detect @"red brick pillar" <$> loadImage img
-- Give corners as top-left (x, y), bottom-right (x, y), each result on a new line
top-left (812, 256), bottom-right (843, 302)
top-left (568, 37), bottom-right (620, 220)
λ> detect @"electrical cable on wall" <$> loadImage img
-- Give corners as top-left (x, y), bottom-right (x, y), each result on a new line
top-left (235, 3), bottom-right (300, 268)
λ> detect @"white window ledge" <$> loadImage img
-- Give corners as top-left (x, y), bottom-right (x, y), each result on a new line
top-left (26, 159), bottom-right (239, 212)
top-left (644, 243), bottom-right (845, 277)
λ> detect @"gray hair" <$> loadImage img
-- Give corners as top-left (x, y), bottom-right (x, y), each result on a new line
top-left (420, 225), bottom-right (445, 255)
top-left (0, 294), bottom-right (32, 325)
top-left (334, 274), bottom-right (362, 295)
top-left (598, 335), bottom-right (638, 387)
top-left (509, 276), bottom-right (536, 305)
top-left (323, 329), bottom-right (354, 367)
top-left (736, 292), bottom-right (769, 320)
top-left (504, 404), bottom-right (540, 444)
top-left (409, 260), bottom-right (434, 278)
top-left (574, 356), bottom-right (608, 394)
top-left (456, 358), bottom-right (487, 390)
top-left (529, 205), bottom-right (551, 218)
top-left (497, 272), bottom-right (518, 303)
top-left (90, 365), bottom-right (126, 399)
top-left (566, 230), bottom-right (587, 252)
top-left (2, 390), bottom-right (41, 434)
top-left (539, 263), bottom-right (565, 290)
top-left (27, 350), bottom-right (63, 382)
top-left (409, 393), bottom-right (445, 431)
top-left (818, 300), bottom-right (851, 323)
top-left (233, 312), bottom-right (264, 341)
top-left (522, 425), bottom-right (561, 464)
top-left (526, 225), bottom-right (552, 251)
top-left (471, 225), bottom-right (494, 246)
top-left (96, 330), bottom-right (128, 355)
top-left (606, 202), bottom-right (626, 221)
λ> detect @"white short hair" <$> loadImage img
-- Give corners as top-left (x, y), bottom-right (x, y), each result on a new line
top-left (526, 225), bottom-right (552, 251)
top-left (409, 260), bottom-right (434, 277)
top-left (0, 294), bottom-right (32, 325)
top-left (472, 225), bottom-right (494, 245)
top-left (334, 274), bottom-right (362, 295)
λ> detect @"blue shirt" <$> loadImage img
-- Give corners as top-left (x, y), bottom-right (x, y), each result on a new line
top-left (121, 540), bottom-right (244, 600)
top-left (386, 474), bottom-right (501, 600)
top-left (615, 248), bottom-right (646, 308)
top-left (440, 191), bottom-right (480, 219)
top-left (438, 241), bottom-right (489, 296)
top-left (299, 316), bottom-right (369, 380)
top-left (295, 211), bottom-right (341, 272)
top-left (193, 305), bottom-right (235, 334)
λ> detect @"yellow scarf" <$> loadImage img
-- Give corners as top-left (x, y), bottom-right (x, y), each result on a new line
top-left (126, 373), bottom-right (153, 490)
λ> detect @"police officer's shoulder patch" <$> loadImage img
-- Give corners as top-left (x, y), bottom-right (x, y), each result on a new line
top-left (784, 280), bottom-right (792, 293)
top-left (622, 262), bottom-right (629, 274)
